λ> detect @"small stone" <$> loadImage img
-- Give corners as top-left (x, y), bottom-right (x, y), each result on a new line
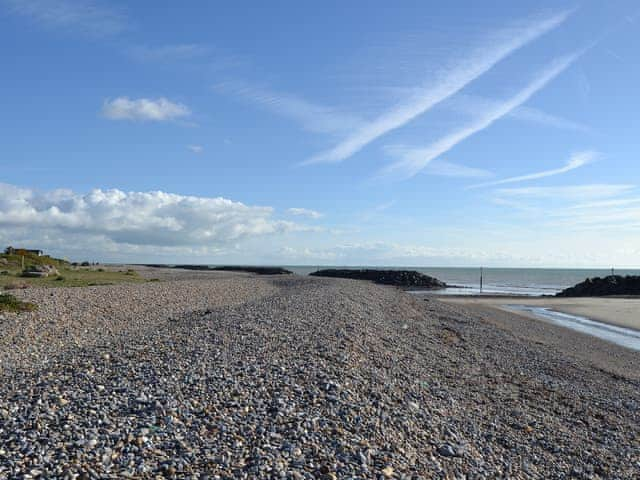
top-left (382, 465), bottom-right (395, 477)
top-left (438, 444), bottom-right (457, 457)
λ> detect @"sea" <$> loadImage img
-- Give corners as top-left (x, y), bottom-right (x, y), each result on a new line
top-left (282, 266), bottom-right (640, 296)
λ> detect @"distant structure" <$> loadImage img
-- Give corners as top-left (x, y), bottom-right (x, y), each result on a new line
top-left (4, 246), bottom-right (43, 256)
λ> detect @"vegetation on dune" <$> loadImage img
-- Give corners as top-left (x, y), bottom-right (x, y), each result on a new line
top-left (0, 250), bottom-right (152, 289)
top-left (0, 293), bottom-right (36, 313)
top-left (1, 252), bottom-right (69, 271)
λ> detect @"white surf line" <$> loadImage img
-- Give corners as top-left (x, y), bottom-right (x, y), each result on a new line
top-left (504, 304), bottom-right (640, 352)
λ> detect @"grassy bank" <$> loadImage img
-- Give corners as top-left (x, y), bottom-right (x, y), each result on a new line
top-left (1, 251), bottom-right (148, 289)
top-left (1, 268), bottom-right (148, 289)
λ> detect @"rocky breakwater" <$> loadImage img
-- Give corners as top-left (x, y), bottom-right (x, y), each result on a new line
top-left (211, 266), bottom-right (293, 275)
top-left (310, 268), bottom-right (447, 289)
top-left (144, 265), bottom-right (294, 275)
top-left (557, 275), bottom-right (640, 297)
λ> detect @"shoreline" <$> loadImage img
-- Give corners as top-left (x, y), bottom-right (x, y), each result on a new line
top-left (1, 269), bottom-right (639, 477)
top-left (433, 294), bottom-right (640, 332)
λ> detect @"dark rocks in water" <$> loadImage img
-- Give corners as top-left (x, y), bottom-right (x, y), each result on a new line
top-left (557, 275), bottom-right (640, 297)
top-left (309, 269), bottom-right (447, 289)
top-left (141, 264), bottom-right (293, 275)
top-left (210, 266), bottom-right (293, 275)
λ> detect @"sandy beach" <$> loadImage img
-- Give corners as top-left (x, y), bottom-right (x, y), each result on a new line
top-left (1, 269), bottom-right (639, 478)
top-left (438, 295), bottom-right (640, 331)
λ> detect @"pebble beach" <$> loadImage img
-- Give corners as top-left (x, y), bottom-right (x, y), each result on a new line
top-left (1, 268), bottom-right (639, 479)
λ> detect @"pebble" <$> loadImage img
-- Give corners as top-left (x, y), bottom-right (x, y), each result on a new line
top-left (0, 269), bottom-right (637, 478)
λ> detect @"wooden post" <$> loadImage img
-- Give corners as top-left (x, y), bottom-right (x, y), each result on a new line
top-left (21, 255), bottom-right (24, 271)
top-left (480, 267), bottom-right (483, 294)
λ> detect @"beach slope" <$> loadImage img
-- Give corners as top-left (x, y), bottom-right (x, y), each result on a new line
top-left (1, 271), bottom-right (638, 478)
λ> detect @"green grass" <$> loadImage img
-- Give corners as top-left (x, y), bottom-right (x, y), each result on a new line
top-left (0, 268), bottom-right (149, 289)
top-left (0, 293), bottom-right (36, 313)
top-left (0, 252), bottom-right (152, 289)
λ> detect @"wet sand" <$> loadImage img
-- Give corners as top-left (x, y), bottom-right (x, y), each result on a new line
top-left (437, 295), bottom-right (640, 331)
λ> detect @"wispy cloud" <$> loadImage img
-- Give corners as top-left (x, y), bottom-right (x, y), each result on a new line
top-left (358, 200), bottom-right (396, 222)
top-left (128, 44), bottom-right (210, 62)
top-left (527, 187), bottom-right (640, 233)
top-left (512, 105), bottom-right (591, 132)
top-left (304, 10), bottom-right (573, 165)
top-left (446, 94), bottom-right (591, 133)
top-left (471, 150), bottom-right (598, 188)
top-left (188, 145), bottom-right (204, 154)
top-left (276, 241), bottom-right (525, 266)
top-left (384, 146), bottom-right (492, 178)
top-left (1, 0), bottom-right (127, 36)
top-left (495, 184), bottom-right (635, 202)
top-left (570, 197), bottom-right (640, 210)
top-left (427, 160), bottom-right (493, 178)
top-left (102, 97), bottom-right (191, 122)
top-left (490, 184), bottom-right (640, 230)
top-left (380, 51), bottom-right (582, 179)
top-left (213, 82), bottom-right (362, 134)
top-left (287, 208), bottom-right (323, 219)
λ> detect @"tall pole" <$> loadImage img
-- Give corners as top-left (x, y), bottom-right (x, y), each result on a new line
top-left (480, 266), bottom-right (483, 294)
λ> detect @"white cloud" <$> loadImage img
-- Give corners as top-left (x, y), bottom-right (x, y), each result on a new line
top-left (213, 82), bottom-right (362, 134)
top-left (277, 241), bottom-right (526, 266)
top-left (0, 183), bottom-right (306, 249)
top-left (511, 105), bottom-right (591, 132)
top-left (128, 44), bottom-right (210, 62)
top-left (304, 10), bottom-right (572, 165)
top-left (287, 208), bottom-right (323, 219)
top-left (102, 97), bottom-right (191, 122)
top-left (384, 148), bottom-right (492, 178)
top-left (381, 51), bottom-right (582, 179)
top-left (188, 145), bottom-right (204, 154)
top-left (446, 94), bottom-right (591, 133)
top-left (491, 183), bottom-right (640, 238)
top-left (471, 150), bottom-right (598, 188)
top-left (1, 0), bottom-right (127, 36)
top-left (570, 197), bottom-right (640, 210)
top-left (495, 184), bottom-right (635, 201)
top-left (425, 160), bottom-right (493, 178)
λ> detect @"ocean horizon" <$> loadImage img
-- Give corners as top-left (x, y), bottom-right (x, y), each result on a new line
top-left (192, 265), bottom-right (640, 296)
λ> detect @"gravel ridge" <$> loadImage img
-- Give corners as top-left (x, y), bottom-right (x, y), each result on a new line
top-left (0, 273), bottom-right (638, 478)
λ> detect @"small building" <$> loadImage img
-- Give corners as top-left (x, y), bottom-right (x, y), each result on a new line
top-left (4, 246), bottom-right (43, 256)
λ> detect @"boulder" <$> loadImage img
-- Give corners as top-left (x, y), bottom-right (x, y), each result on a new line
top-left (556, 275), bottom-right (640, 297)
top-left (22, 264), bottom-right (59, 278)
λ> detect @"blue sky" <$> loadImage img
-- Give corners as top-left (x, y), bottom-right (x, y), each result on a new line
top-left (1, 0), bottom-right (640, 267)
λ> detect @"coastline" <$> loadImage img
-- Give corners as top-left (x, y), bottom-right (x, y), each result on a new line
top-left (434, 294), bottom-right (640, 331)
top-left (1, 269), bottom-right (639, 477)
